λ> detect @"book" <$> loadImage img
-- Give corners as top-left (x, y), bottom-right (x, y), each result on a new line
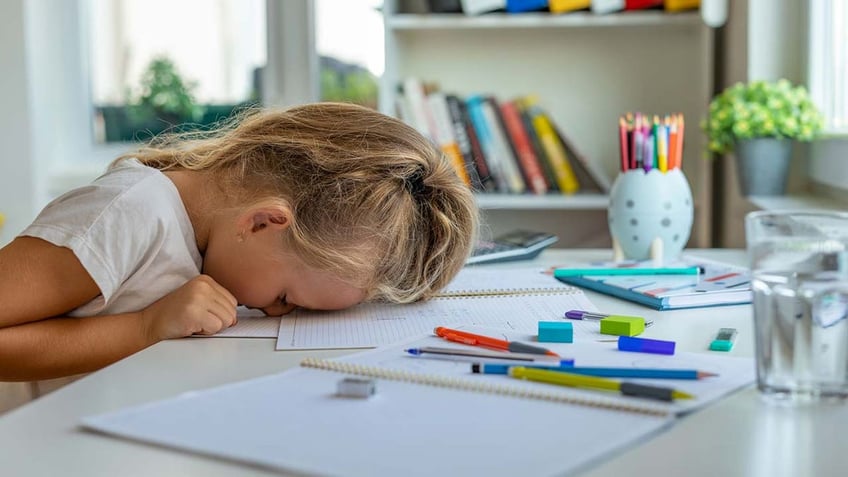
top-left (549, 0), bottom-right (591, 14)
top-left (276, 268), bottom-right (596, 350)
top-left (465, 95), bottom-right (509, 192)
top-left (664, 0), bottom-right (700, 12)
top-left (505, 0), bottom-right (548, 13)
top-left (624, 0), bottom-right (663, 10)
top-left (427, 91), bottom-right (472, 185)
top-left (427, 0), bottom-right (464, 13)
top-left (445, 94), bottom-right (485, 190)
top-left (591, 0), bottom-right (624, 14)
top-left (499, 100), bottom-right (548, 195)
top-left (517, 99), bottom-right (560, 192)
top-left (400, 77), bottom-right (438, 143)
top-left (81, 328), bottom-right (755, 476)
top-left (481, 96), bottom-right (526, 193)
top-left (552, 255), bottom-right (752, 311)
top-left (554, 120), bottom-right (612, 193)
top-left (520, 96), bottom-right (580, 194)
top-left (460, 0), bottom-right (506, 15)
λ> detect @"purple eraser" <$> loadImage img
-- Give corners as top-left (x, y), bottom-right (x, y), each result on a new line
top-left (617, 336), bottom-right (675, 355)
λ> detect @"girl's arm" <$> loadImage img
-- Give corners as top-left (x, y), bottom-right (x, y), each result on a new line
top-left (0, 237), bottom-right (238, 381)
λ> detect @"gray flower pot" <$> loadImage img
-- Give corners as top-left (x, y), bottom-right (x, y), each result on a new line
top-left (734, 138), bottom-right (792, 196)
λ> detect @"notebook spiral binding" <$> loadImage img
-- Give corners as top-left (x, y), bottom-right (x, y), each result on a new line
top-left (436, 288), bottom-right (582, 298)
top-left (300, 357), bottom-right (670, 418)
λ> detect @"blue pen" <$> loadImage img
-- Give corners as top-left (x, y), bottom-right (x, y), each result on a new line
top-left (471, 363), bottom-right (716, 380)
top-left (470, 362), bottom-right (575, 374)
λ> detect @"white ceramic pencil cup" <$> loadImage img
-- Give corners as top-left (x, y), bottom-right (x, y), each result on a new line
top-left (607, 168), bottom-right (693, 262)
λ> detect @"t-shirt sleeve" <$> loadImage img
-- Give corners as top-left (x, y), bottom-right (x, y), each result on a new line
top-left (20, 180), bottom-right (161, 303)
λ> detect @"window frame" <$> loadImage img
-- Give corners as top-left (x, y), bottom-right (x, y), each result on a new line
top-left (808, 0), bottom-right (848, 137)
top-left (38, 0), bottom-right (318, 196)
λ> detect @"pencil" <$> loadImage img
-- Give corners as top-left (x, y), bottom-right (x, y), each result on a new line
top-left (508, 366), bottom-right (694, 401)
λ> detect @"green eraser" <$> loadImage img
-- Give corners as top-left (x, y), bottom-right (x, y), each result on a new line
top-left (709, 340), bottom-right (733, 351)
top-left (599, 315), bottom-right (645, 337)
top-left (538, 321), bottom-right (573, 343)
top-left (709, 328), bottom-right (737, 352)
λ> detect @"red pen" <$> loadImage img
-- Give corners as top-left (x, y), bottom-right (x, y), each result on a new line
top-left (434, 327), bottom-right (560, 357)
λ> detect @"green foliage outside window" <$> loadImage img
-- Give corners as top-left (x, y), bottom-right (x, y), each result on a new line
top-left (127, 56), bottom-right (204, 125)
top-left (321, 66), bottom-right (378, 109)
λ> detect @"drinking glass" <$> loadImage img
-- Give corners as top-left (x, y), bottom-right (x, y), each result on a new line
top-left (747, 210), bottom-right (848, 402)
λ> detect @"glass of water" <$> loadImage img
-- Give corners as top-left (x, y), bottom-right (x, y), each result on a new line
top-left (747, 210), bottom-right (848, 402)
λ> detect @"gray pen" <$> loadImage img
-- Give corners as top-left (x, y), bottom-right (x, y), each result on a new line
top-left (565, 310), bottom-right (654, 326)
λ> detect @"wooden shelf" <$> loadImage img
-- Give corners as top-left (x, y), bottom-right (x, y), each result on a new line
top-left (475, 193), bottom-right (609, 210)
top-left (387, 11), bottom-right (701, 31)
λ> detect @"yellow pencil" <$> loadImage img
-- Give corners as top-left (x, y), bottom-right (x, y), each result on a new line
top-left (508, 366), bottom-right (694, 401)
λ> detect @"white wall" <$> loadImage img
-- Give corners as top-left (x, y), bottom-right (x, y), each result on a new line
top-left (0, 0), bottom-right (41, 245)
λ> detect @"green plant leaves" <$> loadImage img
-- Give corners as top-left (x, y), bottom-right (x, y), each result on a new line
top-left (703, 79), bottom-right (825, 155)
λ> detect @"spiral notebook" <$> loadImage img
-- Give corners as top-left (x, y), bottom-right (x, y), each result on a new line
top-left (82, 328), bottom-right (754, 476)
top-left (276, 268), bottom-right (596, 350)
top-left (553, 255), bottom-right (751, 311)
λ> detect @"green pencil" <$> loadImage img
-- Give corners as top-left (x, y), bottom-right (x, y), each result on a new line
top-left (553, 266), bottom-right (700, 278)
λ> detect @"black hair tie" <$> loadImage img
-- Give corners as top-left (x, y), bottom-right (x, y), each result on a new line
top-left (405, 170), bottom-right (427, 197)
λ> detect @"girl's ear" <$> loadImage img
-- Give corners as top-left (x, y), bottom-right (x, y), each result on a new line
top-left (237, 201), bottom-right (292, 235)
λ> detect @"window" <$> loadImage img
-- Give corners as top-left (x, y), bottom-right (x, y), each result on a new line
top-left (315, 0), bottom-right (383, 109)
top-left (33, 0), bottom-right (386, 196)
top-left (809, 1), bottom-right (848, 134)
top-left (85, 0), bottom-right (383, 144)
top-left (86, 0), bottom-right (267, 143)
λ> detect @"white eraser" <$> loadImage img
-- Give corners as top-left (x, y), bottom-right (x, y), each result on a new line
top-left (337, 377), bottom-right (376, 398)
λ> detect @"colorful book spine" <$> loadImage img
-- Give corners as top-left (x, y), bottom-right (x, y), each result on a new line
top-left (445, 94), bottom-right (485, 191)
top-left (427, 92), bottom-right (472, 186)
top-left (548, 0), bottom-right (591, 14)
top-left (664, 0), bottom-right (700, 12)
top-left (505, 0), bottom-right (548, 13)
top-left (460, 0), bottom-right (506, 15)
top-left (517, 100), bottom-right (559, 192)
top-left (523, 99), bottom-right (579, 194)
top-left (466, 95), bottom-right (510, 193)
top-left (624, 0), bottom-right (663, 10)
top-left (480, 96), bottom-right (526, 194)
top-left (591, 0), bottom-right (624, 14)
top-left (499, 100), bottom-right (548, 195)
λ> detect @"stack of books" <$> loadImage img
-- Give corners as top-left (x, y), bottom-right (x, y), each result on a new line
top-left (396, 78), bottom-right (610, 195)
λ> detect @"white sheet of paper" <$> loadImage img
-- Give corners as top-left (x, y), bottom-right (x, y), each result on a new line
top-left (276, 291), bottom-right (598, 350)
top-left (82, 330), bottom-right (683, 477)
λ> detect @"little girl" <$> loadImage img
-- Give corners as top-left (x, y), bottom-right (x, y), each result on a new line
top-left (0, 103), bottom-right (478, 381)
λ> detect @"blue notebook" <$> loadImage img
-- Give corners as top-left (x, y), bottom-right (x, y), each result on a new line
top-left (553, 255), bottom-right (752, 311)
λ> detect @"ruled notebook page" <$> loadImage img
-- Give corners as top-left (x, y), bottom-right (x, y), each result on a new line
top-left (276, 289), bottom-right (599, 350)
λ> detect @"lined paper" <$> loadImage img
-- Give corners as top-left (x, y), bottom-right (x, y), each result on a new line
top-left (276, 291), bottom-right (598, 350)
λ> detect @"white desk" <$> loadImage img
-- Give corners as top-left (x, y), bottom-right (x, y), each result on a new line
top-left (0, 249), bottom-right (845, 477)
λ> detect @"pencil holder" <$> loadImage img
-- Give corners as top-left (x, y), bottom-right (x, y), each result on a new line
top-left (607, 168), bottom-right (693, 262)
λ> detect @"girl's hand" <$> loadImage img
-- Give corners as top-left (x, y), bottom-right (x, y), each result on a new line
top-left (141, 275), bottom-right (238, 341)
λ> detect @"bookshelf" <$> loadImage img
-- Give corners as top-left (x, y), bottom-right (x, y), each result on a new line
top-left (381, 1), bottom-right (715, 247)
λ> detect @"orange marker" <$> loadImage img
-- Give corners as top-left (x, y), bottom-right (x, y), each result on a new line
top-left (434, 326), bottom-right (560, 357)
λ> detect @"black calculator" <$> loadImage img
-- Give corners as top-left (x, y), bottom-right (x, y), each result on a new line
top-left (467, 230), bottom-right (559, 265)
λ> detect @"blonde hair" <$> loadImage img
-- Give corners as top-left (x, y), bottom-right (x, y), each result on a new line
top-left (116, 102), bottom-right (479, 303)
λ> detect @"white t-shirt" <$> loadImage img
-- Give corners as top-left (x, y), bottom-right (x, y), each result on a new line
top-left (21, 160), bottom-right (202, 317)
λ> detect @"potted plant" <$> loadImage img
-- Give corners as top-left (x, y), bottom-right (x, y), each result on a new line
top-left (703, 79), bottom-right (824, 196)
